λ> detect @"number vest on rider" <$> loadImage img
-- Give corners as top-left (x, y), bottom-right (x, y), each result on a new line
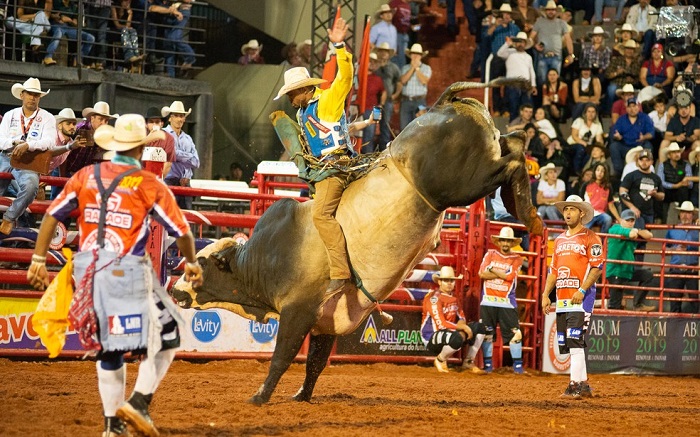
top-left (550, 228), bottom-right (604, 313)
top-left (298, 98), bottom-right (352, 157)
top-left (479, 250), bottom-right (523, 309)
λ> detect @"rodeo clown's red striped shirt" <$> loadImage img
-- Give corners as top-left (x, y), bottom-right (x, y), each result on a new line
top-left (420, 290), bottom-right (466, 344)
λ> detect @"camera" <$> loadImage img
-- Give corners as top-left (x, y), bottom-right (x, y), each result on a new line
top-left (655, 6), bottom-right (700, 57)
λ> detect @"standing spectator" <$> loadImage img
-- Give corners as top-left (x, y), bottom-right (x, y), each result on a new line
top-left (659, 101), bottom-right (700, 162)
top-left (620, 149), bottom-right (664, 229)
top-left (507, 103), bottom-right (535, 133)
top-left (65, 101), bottom-right (117, 175)
top-left (511, 0), bottom-right (540, 36)
top-left (541, 68), bottom-right (569, 123)
top-left (609, 98), bottom-right (654, 176)
top-left (487, 3), bottom-right (520, 117)
top-left (297, 39), bottom-right (312, 70)
top-left (567, 102), bottom-right (604, 173)
top-left (657, 142), bottom-right (693, 221)
top-left (542, 195), bottom-right (603, 399)
top-left (111, 0), bottom-right (144, 68)
top-left (497, 32), bottom-right (537, 121)
top-left (374, 42), bottom-right (402, 149)
top-left (571, 64), bottom-right (602, 120)
top-left (163, 101), bottom-right (199, 210)
top-left (665, 201), bottom-right (700, 313)
top-left (593, 0), bottom-right (626, 26)
top-left (639, 43), bottom-right (675, 99)
top-left (45, 0), bottom-right (95, 67)
top-left (370, 4), bottom-right (398, 54)
top-left (581, 26), bottom-right (612, 81)
top-left (5, 0), bottom-right (52, 55)
top-left (0, 78), bottom-right (57, 234)
top-left (27, 114), bottom-right (203, 437)
top-left (478, 227), bottom-right (526, 374)
top-left (612, 23), bottom-right (637, 57)
top-left (582, 142), bottom-right (614, 179)
top-left (536, 162), bottom-right (566, 220)
top-left (582, 163), bottom-right (621, 232)
top-left (399, 43), bottom-right (431, 130)
top-left (444, 0), bottom-right (477, 36)
top-left (359, 53), bottom-right (386, 153)
top-left (238, 39), bottom-right (264, 66)
top-left (605, 40), bottom-right (642, 116)
top-left (144, 106), bottom-right (176, 178)
top-left (164, 0), bottom-right (196, 77)
top-left (389, 0), bottom-right (411, 69)
top-left (530, 1), bottom-right (575, 86)
top-left (625, 0), bottom-right (658, 60)
top-left (228, 162), bottom-right (244, 181)
top-left (606, 208), bottom-right (657, 311)
top-left (145, 0), bottom-right (172, 65)
top-left (86, 0), bottom-right (112, 70)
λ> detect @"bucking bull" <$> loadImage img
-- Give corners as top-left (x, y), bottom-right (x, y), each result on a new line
top-left (172, 81), bottom-right (544, 405)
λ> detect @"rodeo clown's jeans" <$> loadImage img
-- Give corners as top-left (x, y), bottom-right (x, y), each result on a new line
top-left (312, 175), bottom-right (351, 280)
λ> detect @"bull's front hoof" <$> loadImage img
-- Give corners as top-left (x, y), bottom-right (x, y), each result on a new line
top-left (247, 394), bottom-right (267, 406)
top-left (292, 392), bottom-right (312, 403)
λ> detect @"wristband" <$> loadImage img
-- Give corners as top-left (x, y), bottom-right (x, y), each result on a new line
top-left (32, 254), bottom-right (46, 264)
top-left (332, 42), bottom-right (345, 49)
top-left (578, 287), bottom-right (586, 295)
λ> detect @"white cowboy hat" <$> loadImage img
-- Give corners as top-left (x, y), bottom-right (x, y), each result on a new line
top-left (94, 114), bottom-right (166, 152)
top-left (544, 1), bottom-right (558, 10)
top-left (638, 85), bottom-right (663, 104)
top-left (660, 142), bottom-right (685, 162)
top-left (369, 52), bottom-right (378, 61)
top-left (405, 43), bottom-right (428, 57)
top-left (297, 39), bottom-right (312, 49)
top-left (274, 67), bottom-right (327, 100)
top-left (162, 100), bottom-right (192, 117)
top-left (587, 26), bottom-right (610, 39)
top-left (241, 39), bottom-right (262, 55)
top-left (512, 31), bottom-right (534, 50)
top-left (622, 39), bottom-right (637, 49)
top-left (82, 101), bottom-right (116, 118)
top-left (375, 4), bottom-right (392, 18)
top-left (432, 266), bottom-right (463, 283)
top-left (615, 83), bottom-right (639, 97)
top-left (499, 3), bottom-right (512, 12)
top-left (689, 147), bottom-right (700, 165)
top-left (55, 108), bottom-right (77, 124)
top-left (11, 77), bottom-right (49, 100)
top-left (615, 23), bottom-right (638, 38)
top-left (678, 201), bottom-right (698, 213)
top-left (555, 194), bottom-right (595, 225)
top-left (374, 41), bottom-right (396, 56)
top-left (625, 146), bottom-right (644, 164)
top-left (490, 226), bottom-right (522, 246)
top-left (539, 162), bottom-right (562, 179)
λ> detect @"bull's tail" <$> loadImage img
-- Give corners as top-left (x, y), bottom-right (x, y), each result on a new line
top-left (434, 78), bottom-right (531, 107)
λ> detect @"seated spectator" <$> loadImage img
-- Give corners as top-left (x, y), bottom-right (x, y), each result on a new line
top-left (45, 0), bottom-right (95, 67)
top-left (581, 26), bottom-right (611, 80)
top-left (571, 64), bottom-right (602, 121)
top-left (680, 53), bottom-right (700, 108)
top-left (582, 142), bottom-right (613, 180)
top-left (621, 145), bottom-right (655, 181)
top-left (690, 146), bottom-right (700, 207)
top-left (536, 162), bottom-right (566, 220)
top-left (507, 103), bottom-right (534, 133)
top-left (609, 98), bottom-right (654, 176)
top-left (534, 107), bottom-right (558, 141)
top-left (239, 39), bottom-right (264, 65)
top-left (229, 162), bottom-right (244, 181)
top-left (605, 40), bottom-right (642, 116)
top-left (639, 43), bottom-right (675, 99)
top-left (612, 23), bottom-right (637, 57)
top-left (657, 142), bottom-right (693, 222)
top-left (665, 201), bottom-right (700, 313)
top-left (593, 0), bottom-right (626, 26)
top-left (533, 129), bottom-right (572, 182)
top-left (567, 102), bottom-right (604, 173)
top-left (570, 166), bottom-right (594, 198)
top-left (648, 96), bottom-right (672, 157)
top-left (5, 0), bottom-right (51, 55)
top-left (611, 83), bottom-right (638, 126)
top-left (582, 163), bottom-right (621, 232)
top-left (64, 101), bottom-right (117, 175)
top-left (659, 99), bottom-right (700, 162)
top-left (606, 208), bottom-right (657, 312)
top-left (164, 0), bottom-right (196, 77)
top-left (280, 42), bottom-right (301, 69)
top-left (541, 68), bottom-right (569, 123)
top-left (110, 0), bottom-right (143, 68)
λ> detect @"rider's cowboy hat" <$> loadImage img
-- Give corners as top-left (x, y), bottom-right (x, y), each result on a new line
top-left (82, 101), bottom-right (117, 119)
top-left (94, 114), bottom-right (165, 152)
top-left (11, 77), bottom-right (49, 99)
top-left (555, 195), bottom-right (595, 225)
top-left (432, 266), bottom-right (463, 283)
top-left (490, 226), bottom-right (522, 246)
top-left (274, 67), bottom-right (327, 100)
top-left (162, 100), bottom-right (192, 117)
top-left (241, 39), bottom-right (262, 55)
top-left (55, 108), bottom-right (77, 125)
top-left (405, 43), bottom-right (428, 57)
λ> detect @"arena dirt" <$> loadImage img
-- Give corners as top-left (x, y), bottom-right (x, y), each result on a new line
top-left (2, 358), bottom-right (698, 436)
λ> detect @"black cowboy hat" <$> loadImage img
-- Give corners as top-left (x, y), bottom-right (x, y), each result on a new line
top-left (144, 106), bottom-right (164, 120)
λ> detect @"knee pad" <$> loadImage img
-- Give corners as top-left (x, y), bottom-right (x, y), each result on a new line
top-left (448, 331), bottom-right (465, 350)
top-left (99, 352), bottom-right (125, 370)
top-left (509, 328), bottom-right (522, 344)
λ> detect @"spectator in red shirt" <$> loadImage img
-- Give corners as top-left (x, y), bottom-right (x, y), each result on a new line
top-left (360, 52), bottom-right (387, 153)
top-left (143, 106), bottom-right (176, 177)
top-left (389, 0), bottom-right (411, 70)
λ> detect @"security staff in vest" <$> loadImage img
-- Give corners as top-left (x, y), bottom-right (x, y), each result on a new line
top-left (274, 17), bottom-right (354, 296)
top-left (658, 142), bottom-right (693, 222)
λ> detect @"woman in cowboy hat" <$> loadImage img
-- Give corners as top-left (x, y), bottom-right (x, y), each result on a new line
top-left (536, 162), bottom-right (566, 220)
top-left (27, 113), bottom-right (203, 437)
top-left (238, 39), bottom-right (265, 65)
top-left (581, 26), bottom-right (611, 78)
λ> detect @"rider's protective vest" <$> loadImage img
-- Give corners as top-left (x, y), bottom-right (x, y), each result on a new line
top-left (298, 98), bottom-right (352, 158)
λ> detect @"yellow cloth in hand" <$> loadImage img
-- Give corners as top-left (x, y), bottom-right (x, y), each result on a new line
top-left (33, 248), bottom-right (73, 358)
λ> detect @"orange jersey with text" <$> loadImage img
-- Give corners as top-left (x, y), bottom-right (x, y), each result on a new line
top-left (420, 290), bottom-right (466, 343)
top-left (550, 227), bottom-right (604, 313)
top-left (479, 249), bottom-right (523, 308)
top-left (47, 162), bottom-right (190, 255)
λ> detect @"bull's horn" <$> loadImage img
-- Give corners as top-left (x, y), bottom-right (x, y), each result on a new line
top-left (434, 78), bottom-right (532, 107)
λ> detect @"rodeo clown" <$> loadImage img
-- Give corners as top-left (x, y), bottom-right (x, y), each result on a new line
top-left (274, 16), bottom-right (358, 296)
top-left (420, 266), bottom-right (486, 373)
top-left (27, 114), bottom-right (203, 437)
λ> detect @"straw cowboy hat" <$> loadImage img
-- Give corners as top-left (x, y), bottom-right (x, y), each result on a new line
top-left (660, 142), bottom-right (684, 162)
top-left (82, 101), bottom-right (117, 118)
top-left (432, 266), bottom-right (463, 283)
top-left (375, 4), bottom-right (392, 18)
top-left (490, 226), bottom-right (522, 246)
top-left (539, 162), bottom-right (562, 179)
top-left (405, 43), bottom-right (428, 57)
top-left (678, 200), bottom-right (698, 213)
top-left (555, 194), bottom-right (595, 225)
top-left (625, 145), bottom-right (646, 164)
top-left (161, 100), bottom-right (192, 117)
top-left (587, 26), bottom-right (610, 39)
top-left (689, 147), bottom-right (700, 165)
top-left (544, 1), bottom-right (558, 9)
top-left (274, 67), bottom-right (327, 100)
top-left (622, 39), bottom-right (637, 49)
top-left (374, 41), bottom-right (395, 56)
top-left (94, 114), bottom-right (166, 152)
top-left (241, 39), bottom-right (262, 55)
top-left (11, 77), bottom-right (49, 99)
top-left (498, 3), bottom-right (512, 13)
top-left (512, 31), bottom-right (534, 50)
top-left (615, 23), bottom-right (638, 38)
top-left (55, 108), bottom-right (77, 125)
top-left (615, 83), bottom-right (638, 97)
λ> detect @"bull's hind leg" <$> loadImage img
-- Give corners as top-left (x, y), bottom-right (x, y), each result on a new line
top-left (292, 334), bottom-right (336, 402)
top-left (249, 304), bottom-right (318, 405)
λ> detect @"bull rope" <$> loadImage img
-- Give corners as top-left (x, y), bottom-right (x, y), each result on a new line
top-left (386, 146), bottom-right (441, 214)
top-left (351, 266), bottom-right (394, 325)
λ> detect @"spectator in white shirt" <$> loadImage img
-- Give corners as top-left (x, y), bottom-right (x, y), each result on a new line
top-left (625, 0), bottom-right (658, 59)
top-left (497, 31), bottom-right (537, 122)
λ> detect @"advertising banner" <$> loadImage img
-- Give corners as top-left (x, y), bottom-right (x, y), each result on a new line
top-left (335, 310), bottom-right (432, 356)
top-left (542, 311), bottom-right (700, 375)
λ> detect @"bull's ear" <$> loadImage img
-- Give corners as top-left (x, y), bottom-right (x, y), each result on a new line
top-left (210, 251), bottom-right (232, 272)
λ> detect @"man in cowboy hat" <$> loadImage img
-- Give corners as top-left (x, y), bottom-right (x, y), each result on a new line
top-left (144, 106), bottom-right (176, 178)
top-left (399, 43), bottom-right (432, 130)
top-left (581, 26), bottom-right (611, 78)
top-left (610, 98), bottom-right (654, 176)
top-left (542, 195), bottom-right (603, 399)
top-left (163, 101), bottom-right (199, 210)
top-left (605, 39), bottom-right (642, 115)
top-left (238, 39), bottom-right (265, 65)
top-left (274, 17), bottom-right (354, 296)
top-left (478, 226), bottom-right (526, 374)
top-left (27, 113), bottom-right (203, 437)
top-left (420, 266), bottom-right (486, 373)
top-left (660, 98), bottom-right (700, 162)
top-left (374, 41), bottom-right (402, 147)
top-left (657, 142), bottom-right (693, 222)
top-left (497, 31), bottom-right (537, 122)
top-left (47, 108), bottom-right (89, 200)
top-left (611, 83), bottom-right (638, 125)
top-left (487, 3), bottom-right (519, 117)
top-left (665, 200), bottom-right (699, 313)
top-left (0, 77), bottom-right (57, 234)
top-left (65, 101), bottom-right (117, 175)
top-left (530, 1), bottom-right (575, 86)
top-left (370, 4), bottom-right (397, 54)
